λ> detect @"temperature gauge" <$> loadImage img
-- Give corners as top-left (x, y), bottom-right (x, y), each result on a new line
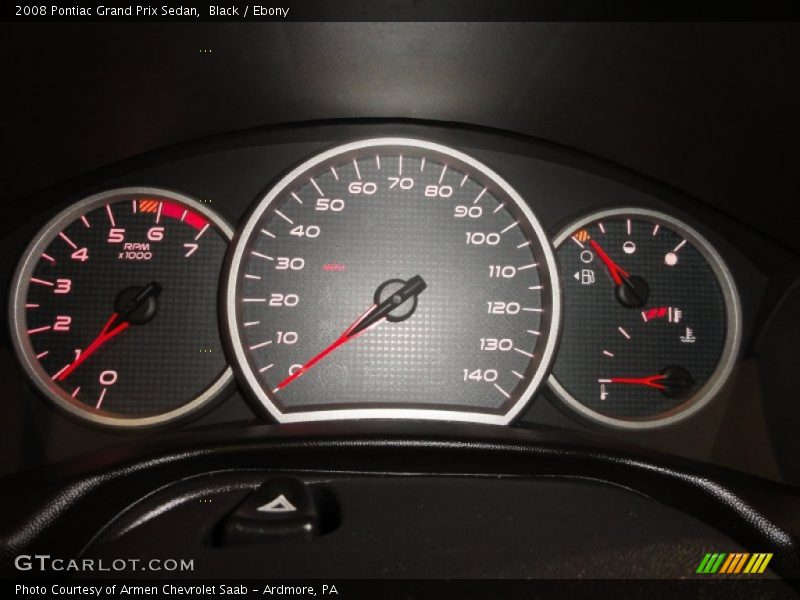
top-left (547, 208), bottom-right (741, 429)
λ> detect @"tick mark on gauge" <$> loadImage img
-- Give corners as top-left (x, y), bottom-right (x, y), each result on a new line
top-left (274, 210), bottom-right (294, 225)
top-left (420, 157), bottom-right (426, 172)
top-left (511, 370), bottom-right (524, 379)
top-left (80, 215), bottom-right (90, 228)
top-left (260, 229), bottom-right (276, 238)
top-left (571, 236), bottom-right (585, 248)
top-left (52, 364), bottom-right (70, 380)
top-left (500, 221), bottom-right (518, 234)
top-left (438, 164), bottom-right (448, 184)
top-left (249, 340), bottom-right (273, 350)
top-left (518, 263), bottom-right (538, 270)
top-left (460, 172), bottom-right (468, 186)
top-left (495, 203), bottom-right (507, 214)
top-left (26, 303), bottom-right (39, 309)
top-left (516, 240), bottom-right (531, 248)
top-left (106, 204), bottom-right (116, 226)
top-left (673, 240), bottom-right (687, 253)
top-left (31, 278), bottom-right (54, 287)
top-left (522, 307), bottom-right (543, 312)
top-left (310, 177), bottom-right (323, 196)
top-left (330, 166), bottom-right (339, 181)
top-left (242, 298), bottom-right (267, 303)
top-left (194, 223), bottom-right (209, 240)
top-left (251, 252), bottom-right (273, 261)
top-left (626, 219), bottom-right (632, 235)
top-left (36, 350), bottom-right (49, 359)
top-left (375, 155), bottom-right (381, 170)
top-left (259, 364), bottom-right (274, 373)
top-left (473, 187), bottom-right (487, 204)
top-left (528, 285), bottom-right (543, 290)
top-left (244, 321), bottom-right (260, 327)
top-left (41, 253), bottom-right (55, 263)
top-left (618, 326), bottom-right (631, 340)
top-left (493, 383), bottom-right (511, 399)
top-left (28, 325), bottom-right (51, 335)
top-left (398, 155), bottom-right (403, 175)
top-left (353, 159), bottom-right (361, 179)
top-left (652, 224), bottom-right (660, 236)
top-left (513, 347), bottom-right (534, 358)
top-left (59, 232), bottom-right (77, 249)
top-left (598, 222), bottom-right (606, 234)
top-left (245, 274), bottom-right (262, 280)
top-left (71, 387), bottom-right (80, 398)
top-left (290, 192), bottom-right (303, 204)
top-left (96, 387), bottom-right (107, 409)
top-left (526, 329), bottom-right (540, 336)
top-left (603, 350), bottom-right (614, 358)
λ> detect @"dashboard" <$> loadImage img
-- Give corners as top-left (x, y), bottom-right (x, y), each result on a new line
top-left (2, 21), bottom-right (800, 585)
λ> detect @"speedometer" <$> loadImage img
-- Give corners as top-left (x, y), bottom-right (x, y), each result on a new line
top-left (224, 138), bottom-right (560, 423)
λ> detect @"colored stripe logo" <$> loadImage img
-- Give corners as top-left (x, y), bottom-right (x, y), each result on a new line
top-left (696, 552), bottom-right (773, 574)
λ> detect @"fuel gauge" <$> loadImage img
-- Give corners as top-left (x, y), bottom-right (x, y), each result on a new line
top-left (547, 208), bottom-right (741, 429)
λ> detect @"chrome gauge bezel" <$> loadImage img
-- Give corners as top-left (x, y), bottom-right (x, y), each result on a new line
top-left (547, 207), bottom-right (742, 430)
top-left (223, 138), bottom-right (562, 425)
top-left (8, 187), bottom-right (235, 429)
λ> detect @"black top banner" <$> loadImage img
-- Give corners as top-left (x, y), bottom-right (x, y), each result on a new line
top-left (5, 0), bottom-right (800, 22)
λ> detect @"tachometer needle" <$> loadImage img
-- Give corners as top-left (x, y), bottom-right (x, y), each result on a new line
top-left (57, 282), bottom-right (162, 381)
top-left (275, 275), bottom-right (427, 391)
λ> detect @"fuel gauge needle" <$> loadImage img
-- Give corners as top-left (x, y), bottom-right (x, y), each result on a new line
top-left (275, 275), bottom-right (427, 391)
top-left (589, 239), bottom-right (649, 308)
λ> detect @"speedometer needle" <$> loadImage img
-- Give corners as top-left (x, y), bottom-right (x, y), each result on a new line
top-left (275, 275), bottom-right (427, 391)
top-left (57, 282), bottom-right (162, 381)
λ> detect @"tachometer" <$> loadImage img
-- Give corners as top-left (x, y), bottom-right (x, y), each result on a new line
top-left (9, 187), bottom-right (233, 428)
top-left (225, 138), bottom-right (560, 424)
top-left (547, 208), bottom-right (741, 429)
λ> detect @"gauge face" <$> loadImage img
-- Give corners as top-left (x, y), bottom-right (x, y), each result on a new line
top-left (9, 188), bottom-right (233, 428)
top-left (225, 138), bottom-right (560, 424)
top-left (548, 208), bottom-right (741, 429)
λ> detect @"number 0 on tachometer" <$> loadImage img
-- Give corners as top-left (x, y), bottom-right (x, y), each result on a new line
top-left (224, 139), bottom-right (560, 423)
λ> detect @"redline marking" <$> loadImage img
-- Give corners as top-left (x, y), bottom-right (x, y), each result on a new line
top-left (511, 370), bottom-right (524, 379)
top-left (500, 221), bottom-right (518, 234)
top-left (438, 164), bottom-right (448, 184)
top-left (513, 347), bottom-right (534, 358)
top-left (473, 187), bottom-right (487, 204)
top-left (71, 387), bottom-right (80, 398)
top-left (330, 166), bottom-right (339, 181)
top-left (420, 157), bottom-right (426, 172)
top-left (291, 192), bottom-right (304, 204)
top-left (310, 177), bottom-right (323, 196)
top-left (260, 229), bottom-right (276, 238)
top-left (244, 321), bottom-right (260, 327)
top-left (618, 326), bottom-right (631, 340)
top-left (106, 204), bottom-right (116, 226)
top-left (398, 155), bottom-right (403, 175)
top-left (375, 155), bottom-right (381, 169)
top-left (42, 253), bottom-right (55, 263)
top-left (26, 303), bottom-right (39, 309)
top-left (249, 340), bottom-right (273, 350)
top-left (493, 383), bottom-right (511, 399)
top-left (603, 350), bottom-right (615, 357)
top-left (28, 325), bottom-right (51, 334)
top-left (598, 222), bottom-right (606, 234)
top-left (80, 215), bottom-right (90, 228)
top-left (245, 274), bottom-right (262, 280)
top-left (517, 263), bottom-right (538, 270)
top-left (96, 387), bottom-right (107, 409)
top-left (527, 329), bottom-right (540, 335)
top-left (274, 210), bottom-right (294, 225)
top-left (59, 232), bottom-right (77, 249)
top-left (652, 224), bottom-right (660, 236)
top-left (194, 223), bottom-right (209, 240)
top-left (259, 364), bottom-right (274, 373)
top-left (460, 173), bottom-right (469, 186)
top-left (571, 236), bottom-right (585, 248)
top-left (673, 240), bottom-right (687, 253)
top-left (52, 364), bottom-right (70, 380)
top-left (353, 158), bottom-right (361, 180)
top-left (251, 251), bottom-right (273, 261)
top-left (31, 278), bottom-right (54, 287)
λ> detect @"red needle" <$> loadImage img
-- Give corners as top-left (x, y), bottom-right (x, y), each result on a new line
top-left (610, 374), bottom-right (667, 390)
top-left (589, 239), bottom-right (629, 285)
top-left (56, 313), bottom-right (130, 381)
top-left (275, 305), bottom-right (381, 391)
